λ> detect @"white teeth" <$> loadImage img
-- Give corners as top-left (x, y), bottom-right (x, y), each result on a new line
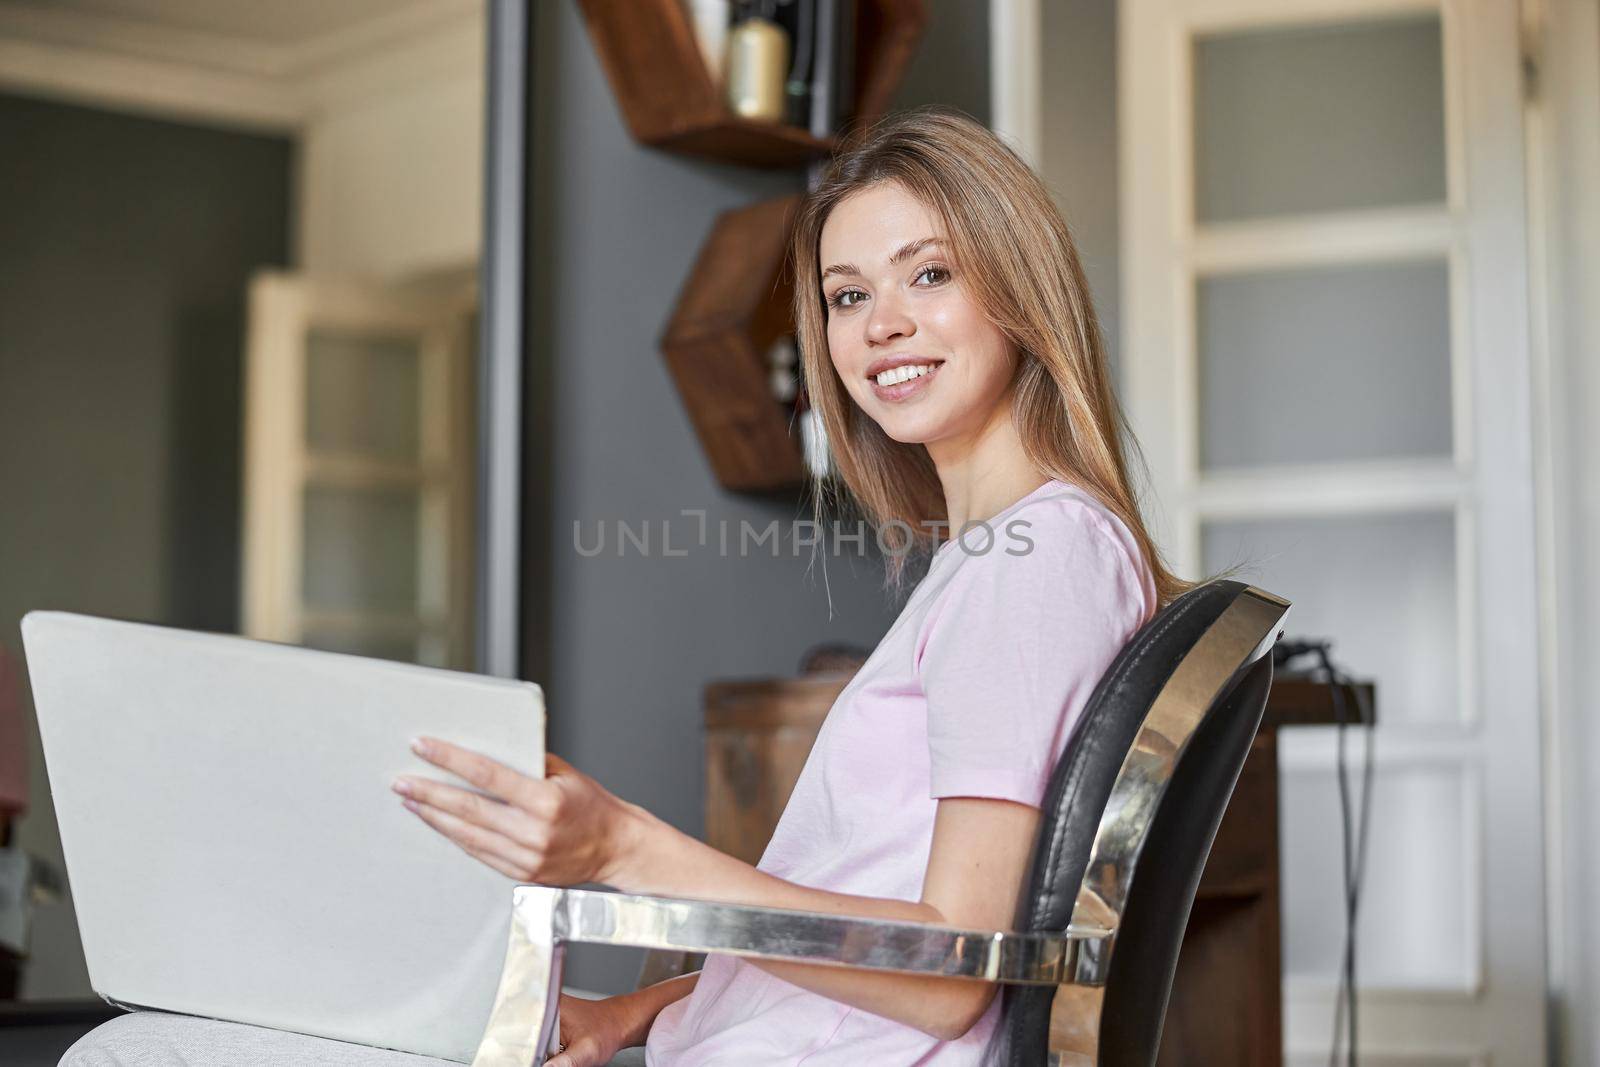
top-left (874, 363), bottom-right (936, 387)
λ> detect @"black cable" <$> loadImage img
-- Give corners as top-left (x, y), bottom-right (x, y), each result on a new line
top-left (1274, 638), bottom-right (1375, 1067)
top-left (1322, 645), bottom-right (1352, 1067)
top-left (1323, 648), bottom-right (1375, 1067)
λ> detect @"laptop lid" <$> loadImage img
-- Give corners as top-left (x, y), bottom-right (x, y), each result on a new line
top-left (21, 610), bottom-right (544, 1063)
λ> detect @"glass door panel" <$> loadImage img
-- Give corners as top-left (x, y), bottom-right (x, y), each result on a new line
top-left (1194, 15), bottom-right (1447, 223)
top-left (301, 485), bottom-right (421, 616)
top-left (1202, 511), bottom-right (1460, 725)
top-left (1197, 259), bottom-right (1453, 469)
top-left (296, 625), bottom-right (422, 665)
top-left (305, 330), bottom-right (422, 461)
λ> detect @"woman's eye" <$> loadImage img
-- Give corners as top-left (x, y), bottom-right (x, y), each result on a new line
top-left (830, 288), bottom-right (866, 309)
top-left (915, 264), bottom-right (951, 286)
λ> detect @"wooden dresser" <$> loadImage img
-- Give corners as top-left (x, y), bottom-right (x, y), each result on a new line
top-left (703, 671), bottom-right (1374, 1066)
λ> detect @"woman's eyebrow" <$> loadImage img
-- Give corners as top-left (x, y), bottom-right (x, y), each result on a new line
top-left (821, 236), bottom-right (944, 281)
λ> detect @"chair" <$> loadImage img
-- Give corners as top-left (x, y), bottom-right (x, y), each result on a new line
top-left (470, 579), bottom-right (1289, 1067)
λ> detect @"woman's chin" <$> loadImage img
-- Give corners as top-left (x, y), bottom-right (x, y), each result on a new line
top-left (876, 415), bottom-right (948, 446)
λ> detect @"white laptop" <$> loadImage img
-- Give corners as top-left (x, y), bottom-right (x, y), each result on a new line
top-left (21, 610), bottom-right (546, 1063)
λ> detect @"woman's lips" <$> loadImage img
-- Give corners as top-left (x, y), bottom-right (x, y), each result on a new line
top-left (870, 362), bottom-right (942, 403)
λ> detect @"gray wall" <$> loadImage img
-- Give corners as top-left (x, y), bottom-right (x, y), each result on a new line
top-left (525, 0), bottom-right (989, 993)
top-left (0, 92), bottom-right (292, 997)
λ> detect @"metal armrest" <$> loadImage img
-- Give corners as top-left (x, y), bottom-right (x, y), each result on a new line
top-left (472, 885), bottom-right (1111, 1067)
top-left (541, 885), bottom-right (1106, 981)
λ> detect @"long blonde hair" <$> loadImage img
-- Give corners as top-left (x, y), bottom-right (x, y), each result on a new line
top-left (791, 106), bottom-right (1200, 608)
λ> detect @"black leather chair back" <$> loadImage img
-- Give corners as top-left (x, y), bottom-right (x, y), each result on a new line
top-left (995, 579), bottom-right (1280, 1066)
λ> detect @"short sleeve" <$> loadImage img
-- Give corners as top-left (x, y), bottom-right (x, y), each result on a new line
top-left (915, 501), bottom-right (1151, 808)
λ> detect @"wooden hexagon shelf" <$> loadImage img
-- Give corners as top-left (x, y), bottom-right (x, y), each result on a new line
top-left (577, 0), bottom-right (928, 168)
top-left (661, 194), bottom-right (806, 493)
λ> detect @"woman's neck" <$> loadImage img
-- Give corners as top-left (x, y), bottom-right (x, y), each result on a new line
top-left (926, 405), bottom-right (1049, 534)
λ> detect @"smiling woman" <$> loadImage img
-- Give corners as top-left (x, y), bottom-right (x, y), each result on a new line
top-left (792, 109), bottom-right (1189, 603)
top-left (818, 186), bottom-right (1023, 510)
top-left (373, 107), bottom-right (1215, 1067)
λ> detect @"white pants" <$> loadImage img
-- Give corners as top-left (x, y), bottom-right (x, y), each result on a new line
top-left (60, 1012), bottom-right (649, 1067)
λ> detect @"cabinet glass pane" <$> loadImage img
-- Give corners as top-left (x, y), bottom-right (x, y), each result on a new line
top-left (1194, 16), bottom-right (1446, 223)
top-left (300, 627), bottom-right (419, 664)
top-left (1199, 260), bottom-right (1452, 469)
top-left (1202, 511), bottom-right (1457, 724)
top-left (305, 330), bottom-right (420, 460)
top-left (1281, 765), bottom-right (1472, 987)
top-left (302, 486), bottom-right (419, 613)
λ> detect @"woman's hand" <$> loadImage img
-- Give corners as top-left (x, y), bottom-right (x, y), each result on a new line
top-left (392, 738), bottom-right (643, 887)
top-left (544, 992), bottom-right (636, 1067)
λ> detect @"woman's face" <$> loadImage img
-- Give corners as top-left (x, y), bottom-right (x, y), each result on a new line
top-left (818, 181), bottom-right (1018, 449)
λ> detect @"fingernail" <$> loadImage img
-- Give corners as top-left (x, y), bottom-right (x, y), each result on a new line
top-left (410, 737), bottom-right (430, 757)
top-left (391, 778), bottom-right (413, 797)
top-left (402, 798), bottom-right (419, 812)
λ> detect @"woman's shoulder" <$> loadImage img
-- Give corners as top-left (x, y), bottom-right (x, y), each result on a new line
top-left (938, 480), bottom-right (1156, 623)
top-left (914, 480), bottom-right (1159, 675)
top-left (948, 481), bottom-right (1140, 568)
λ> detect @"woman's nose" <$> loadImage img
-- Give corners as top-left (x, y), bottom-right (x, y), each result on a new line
top-left (865, 294), bottom-right (916, 346)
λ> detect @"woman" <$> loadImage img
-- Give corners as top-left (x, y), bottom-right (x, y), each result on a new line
top-left (395, 107), bottom-right (1193, 1065)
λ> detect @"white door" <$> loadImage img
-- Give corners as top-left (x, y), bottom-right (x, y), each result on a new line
top-left (241, 272), bottom-right (478, 669)
top-left (1118, 1), bottom-right (1545, 1064)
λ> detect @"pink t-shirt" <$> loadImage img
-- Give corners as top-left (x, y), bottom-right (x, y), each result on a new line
top-left (645, 479), bottom-right (1158, 1065)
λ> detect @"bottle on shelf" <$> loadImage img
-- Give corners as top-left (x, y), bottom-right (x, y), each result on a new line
top-left (726, 0), bottom-right (791, 123)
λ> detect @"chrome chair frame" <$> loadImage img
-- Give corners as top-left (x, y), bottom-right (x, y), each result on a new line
top-left (470, 585), bottom-right (1289, 1067)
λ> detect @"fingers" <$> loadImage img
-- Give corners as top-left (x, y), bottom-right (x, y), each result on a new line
top-left (412, 737), bottom-right (538, 805)
top-left (401, 797), bottom-right (540, 879)
top-left (462, 842), bottom-right (527, 883)
top-left (391, 776), bottom-right (529, 841)
top-left (544, 1037), bottom-right (606, 1067)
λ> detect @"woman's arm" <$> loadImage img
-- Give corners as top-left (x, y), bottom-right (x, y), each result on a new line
top-left (623, 792), bottom-right (1041, 1040)
top-left (394, 742), bottom-right (1040, 1042)
top-left (547, 973), bottom-right (698, 1067)
top-left (598, 971), bottom-right (700, 1048)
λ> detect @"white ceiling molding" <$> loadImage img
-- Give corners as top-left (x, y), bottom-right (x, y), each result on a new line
top-left (0, 34), bottom-right (302, 130)
top-left (290, 0), bottom-right (481, 73)
top-left (0, 0), bottom-right (483, 132)
top-left (0, 3), bottom-right (283, 74)
top-left (299, 15), bottom-right (484, 119)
